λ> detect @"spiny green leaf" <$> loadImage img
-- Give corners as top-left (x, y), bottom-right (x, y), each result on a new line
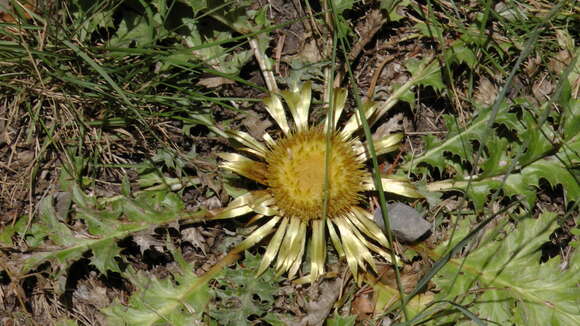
top-left (406, 107), bottom-right (512, 174)
top-left (429, 212), bottom-right (580, 326)
top-left (381, 0), bottom-right (411, 22)
top-left (209, 252), bottom-right (283, 326)
top-left (55, 319), bottom-right (79, 326)
top-left (22, 185), bottom-right (197, 278)
top-left (22, 192), bottom-right (124, 275)
top-left (123, 190), bottom-right (185, 223)
top-left (411, 96), bottom-right (579, 209)
top-left (562, 98), bottom-right (579, 140)
top-left (428, 145), bottom-right (579, 209)
top-left (326, 314), bottom-right (357, 326)
top-left (446, 40), bottom-right (477, 68)
top-left (182, 0), bottom-right (208, 13)
top-left (0, 214), bottom-right (29, 246)
top-left (182, 17), bottom-right (253, 75)
top-left (103, 263), bottom-right (209, 326)
top-left (405, 57), bottom-right (445, 91)
top-left (570, 228), bottom-right (580, 248)
top-left (69, 1), bottom-right (115, 42)
top-left (459, 25), bottom-right (488, 47)
top-left (90, 238), bottom-right (122, 273)
top-left (508, 156), bottom-right (579, 206)
top-left (108, 6), bottom-right (166, 48)
top-left (38, 195), bottom-right (76, 246)
top-left (480, 136), bottom-right (510, 177)
top-left (415, 21), bottom-right (444, 41)
top-left (333, 0), bottom-right (355, 15)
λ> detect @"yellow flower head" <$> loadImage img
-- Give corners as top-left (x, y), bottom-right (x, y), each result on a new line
top-left (214, 82), bottom-right (421, 282)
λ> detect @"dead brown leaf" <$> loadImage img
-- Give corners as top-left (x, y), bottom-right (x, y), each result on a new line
top-left (197, 76), bottom-right (236, 88)
top-left (549, 49), bottom-right (571, 75)
top-left (285, 39), bottom-right (322, 64)
top-left (351, 291), bottom-right (374, 321)
top-left (474, 77), bottom-right (498, 107)
top-left (242, 111), bottom-right (272, 140)
top-left (374, 113), bottom-right (404, 140)
top-left (532, 74), bottom-right (555, 100)
top-left (281, 278), bottom-right (342, 326)
top-left (133, 231), bottom-right (165, 254)
top-left (180, 226), bottom-right (207, 254)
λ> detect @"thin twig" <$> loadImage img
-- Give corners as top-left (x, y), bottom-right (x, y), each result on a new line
top-left (366, 54), bottom-right (395, 100)
top-left (250, 38), bottom-right (278, 93)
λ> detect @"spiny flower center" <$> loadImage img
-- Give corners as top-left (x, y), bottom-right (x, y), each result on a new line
top-left (265, 128), bottom-right (367, 221)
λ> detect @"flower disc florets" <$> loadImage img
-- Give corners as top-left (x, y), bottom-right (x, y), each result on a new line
top-left (264, 127), bottom-right (367, 221)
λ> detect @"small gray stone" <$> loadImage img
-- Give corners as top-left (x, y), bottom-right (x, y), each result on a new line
top-left (373, 202), bottom-right (431, 243)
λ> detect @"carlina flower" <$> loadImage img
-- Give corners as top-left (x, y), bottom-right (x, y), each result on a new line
top-left (211, 82), bottom-right (422, 283)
